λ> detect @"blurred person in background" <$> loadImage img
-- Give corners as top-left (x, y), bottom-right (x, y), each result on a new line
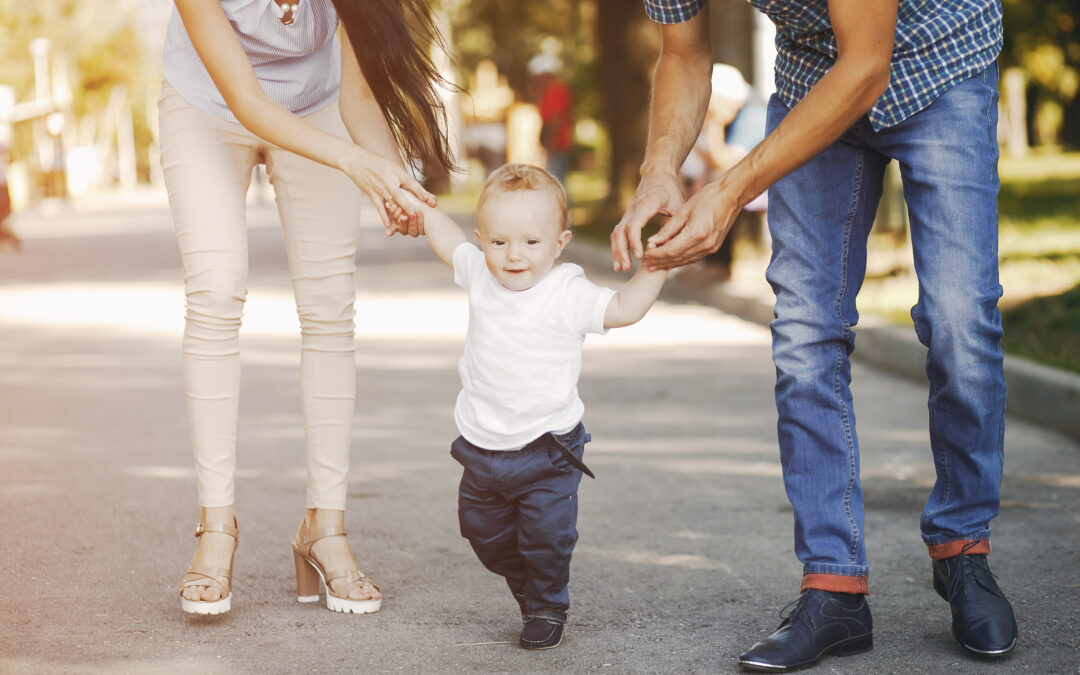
top-left (678, 63), bottom-right (766, 282)
top-left (528, 54), bottom-right (574, 185)
top-left (0, 143), bottom-right (18, 251)
top-left (162, 0), bottom-right (453, 617)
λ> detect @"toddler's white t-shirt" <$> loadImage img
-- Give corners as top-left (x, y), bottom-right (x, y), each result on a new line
top-left (452, 242), bottom-right (616, 450)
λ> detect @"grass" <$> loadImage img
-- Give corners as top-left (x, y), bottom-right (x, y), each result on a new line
top-left (994, 150), bottom-right (1080, 372)
top-left (1001, 284), bottom-right (1080, 372)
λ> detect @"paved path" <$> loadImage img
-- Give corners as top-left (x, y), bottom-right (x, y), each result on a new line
top-left (1, 195), bottom-right (1078, 673)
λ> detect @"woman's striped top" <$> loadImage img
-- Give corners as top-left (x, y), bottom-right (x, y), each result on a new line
top-left (162, 0), bottom-right (341, 124)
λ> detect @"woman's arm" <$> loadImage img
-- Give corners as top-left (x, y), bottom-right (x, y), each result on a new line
top-left (338, 28), bottom-right (425, 236)
top-left (173, 0), bottom-right (434, 231)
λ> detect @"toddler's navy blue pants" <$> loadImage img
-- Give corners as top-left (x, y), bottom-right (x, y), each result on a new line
top-left (450, 423), bottom-right (592, 617)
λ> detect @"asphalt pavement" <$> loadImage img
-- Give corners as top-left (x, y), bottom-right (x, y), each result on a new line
top-left (1, 192), bottom-right (1078, 674)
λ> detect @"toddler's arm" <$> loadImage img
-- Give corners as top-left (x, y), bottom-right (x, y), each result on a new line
top-left (408, 199), bottom-right (468, 267)
top-left (603, 266), bottom-right (668, 329)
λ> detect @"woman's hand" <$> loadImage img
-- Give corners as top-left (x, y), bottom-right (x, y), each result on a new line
top-left (339, 147), bottom-right (435, 237)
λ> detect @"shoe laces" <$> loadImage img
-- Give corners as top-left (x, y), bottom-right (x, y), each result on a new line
top-left (946, 542), bottom-right (999, 600)
top-left (779, 593), bottom-right (817, 632)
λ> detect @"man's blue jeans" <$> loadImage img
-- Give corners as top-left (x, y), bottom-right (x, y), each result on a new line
top-left (764, 64), bottom-right (1005, 591)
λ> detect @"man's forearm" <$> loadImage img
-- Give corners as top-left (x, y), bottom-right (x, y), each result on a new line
top-left (715, 0), bottom-right (896, 210)
top-left (640, 17), bottom-right (713, 181)
top-left (723, 59), bottom-right (891, 209)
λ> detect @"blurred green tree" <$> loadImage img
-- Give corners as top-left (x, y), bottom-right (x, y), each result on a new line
top-left (449, 0), bottom-right (658, 211)
top-left (0, 0), bottom-right (156, 182)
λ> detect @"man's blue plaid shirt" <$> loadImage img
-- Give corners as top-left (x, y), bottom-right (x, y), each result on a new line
top-left (643, 0), bottom-right (1002, 130)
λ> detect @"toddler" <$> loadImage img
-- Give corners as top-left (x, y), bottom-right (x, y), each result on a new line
top-left (416, 163), bottom-right (666, 649)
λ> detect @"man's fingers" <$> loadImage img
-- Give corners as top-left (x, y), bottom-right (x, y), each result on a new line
top-left (611, 205), bottom-right (653, 271)
top-left (610, 224), bottom-right (641, 272)
top-left (645, 227), bottom-right (714, 269)
top-left (612, 174), bottom-right (686, 271)
top-left (644, 211), bottom-right (712, 266)
top-left (609, 226), bottom-right (630, 271)
top-left (646, 208), bottom-right (690, 248)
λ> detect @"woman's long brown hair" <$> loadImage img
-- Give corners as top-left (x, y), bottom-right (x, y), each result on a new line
top-left (331, 0), bottom-right (456, 175)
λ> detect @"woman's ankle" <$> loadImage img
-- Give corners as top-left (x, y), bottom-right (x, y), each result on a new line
top-left (305, 507), bottom-right (345, 530)
top-left (201, 505), bottom-right (235, 525)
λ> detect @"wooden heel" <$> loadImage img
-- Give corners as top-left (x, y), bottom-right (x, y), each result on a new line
top-left (291, 519), bottom-right (382, 614)
top-left (294, 548), bottom-right (321, 602)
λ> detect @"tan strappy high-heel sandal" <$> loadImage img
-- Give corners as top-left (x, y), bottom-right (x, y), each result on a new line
top-left (291, 520), bottom-right (381, 614)
top-left (179, 519), bottom-right (238, 615)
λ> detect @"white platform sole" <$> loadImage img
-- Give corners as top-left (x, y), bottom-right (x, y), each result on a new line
top-left (298, 562), bottom-right (381, 614)
top-left (181, 595), bottom-right (231, 615)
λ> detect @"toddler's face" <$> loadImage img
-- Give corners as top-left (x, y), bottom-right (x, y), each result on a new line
top-left (474, 189), bottom-right (572, 291)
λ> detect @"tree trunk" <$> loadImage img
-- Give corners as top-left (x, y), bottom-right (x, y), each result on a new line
top-left (595, 1), bottom-right (659, 212)
top-left (1062, 94), bottom-right (1080, 150)
top-left (1002, 67), bottom-right (1029, 156)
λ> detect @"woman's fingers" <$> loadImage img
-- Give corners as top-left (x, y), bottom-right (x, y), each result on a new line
top-left (390, 187), bottom-right (428, 237)
top-left (399, 174), bottom-right (436, 207)
top-left (381, 198), bottom-right (409, 236)
top-left (369, 191), bottom-right (393, 233)
top-left (351, 158), bottom-right (432, 236)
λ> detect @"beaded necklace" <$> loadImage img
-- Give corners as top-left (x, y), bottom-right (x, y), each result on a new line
top-left (271, 0), bottom-right (300, 25)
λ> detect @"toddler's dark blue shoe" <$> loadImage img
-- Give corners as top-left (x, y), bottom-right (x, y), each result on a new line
top-left (520, 610), bottom-right (567, 650)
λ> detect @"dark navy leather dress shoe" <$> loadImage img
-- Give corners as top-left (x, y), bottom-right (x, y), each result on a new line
top-left (738, 589), bottom-right (873, 672)
top-left (933, 546), bottom-right (1017, 656)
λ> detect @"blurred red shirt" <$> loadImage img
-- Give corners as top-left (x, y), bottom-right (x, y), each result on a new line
top-left (537, 78), bottom-right (573, 153)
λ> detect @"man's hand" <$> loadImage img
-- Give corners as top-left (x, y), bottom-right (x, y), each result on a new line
top-left (610, 172), bottom-right (685, 271)
top-left (642, 178), bottom-right (741, 270)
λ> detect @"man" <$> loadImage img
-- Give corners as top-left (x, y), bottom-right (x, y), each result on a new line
top-left (612, 0), bottom-right (1016, 671)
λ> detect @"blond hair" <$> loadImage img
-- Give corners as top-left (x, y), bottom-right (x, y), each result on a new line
top-left (477, 163), bottom-right (570, 231)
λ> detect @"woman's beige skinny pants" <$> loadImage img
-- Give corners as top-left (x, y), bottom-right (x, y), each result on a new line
top-left (158, 82), bottom-right (365, 510)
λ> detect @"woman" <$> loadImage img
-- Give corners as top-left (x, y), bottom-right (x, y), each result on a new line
top-left (161, 0), bottom-right (454, 615)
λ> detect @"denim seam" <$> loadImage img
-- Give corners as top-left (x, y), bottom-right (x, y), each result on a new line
top-left (835, 148), bottom-right (863, 567)
top-left (924, 376), bottom-right (949, 523)
top-left (983, 65), bottom-right (1002, 292)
